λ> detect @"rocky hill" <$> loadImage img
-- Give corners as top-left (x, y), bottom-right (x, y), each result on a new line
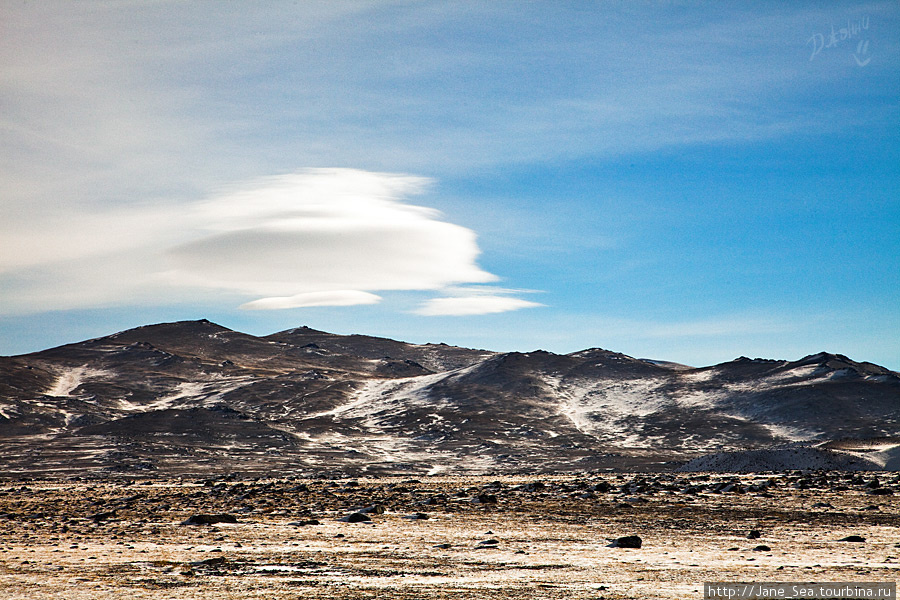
top-left (0, 320), bottom-right (897, 477)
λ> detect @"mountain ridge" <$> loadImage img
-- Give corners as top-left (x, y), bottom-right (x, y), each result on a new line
top-left (1, 319), bottom-right (898, 477)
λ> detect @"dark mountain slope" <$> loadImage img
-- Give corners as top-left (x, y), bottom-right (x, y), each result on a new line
top-left (0, 321), bottom-right (897, 477)
top-left (265, 326), bottom-right (495, 372)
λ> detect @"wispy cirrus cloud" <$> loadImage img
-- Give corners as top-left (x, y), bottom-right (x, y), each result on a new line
top-left (7, 1), bottom-right (893, 209)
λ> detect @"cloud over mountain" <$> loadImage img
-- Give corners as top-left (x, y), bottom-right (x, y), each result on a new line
top-left (165, 169), bottom-right (500, 301)
top-left (415, 289), bottom-right (544, 316)
top-left (240, 290), bottom-right (383, 310)
top-left (0, 168), bottom-right (540, 315)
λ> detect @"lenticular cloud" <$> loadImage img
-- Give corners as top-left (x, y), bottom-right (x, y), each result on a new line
top-left (0, 168), bottom-right (537, 315)
top-left (240, 290), bottom-right (382, 310)
top-left (166, 168), bottom-right (498, 307)
top-left (415, 295), bottom-right (544, 316)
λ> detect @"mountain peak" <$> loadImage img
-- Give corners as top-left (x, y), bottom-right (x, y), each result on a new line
top-left (277, 325), bottom-right (330, 336)
top-left (106, 319), bottom-right (229, 337)
top-left (96, 319), bottom-right (236, 345)
top-left (731, 356), bottom-right (781, 364)
top-left (796, 351), bottom-right (849, 363)
top-left (788, 351), bottom-right (897, 378)
top-left (567, 348), bottom-right (631, 360)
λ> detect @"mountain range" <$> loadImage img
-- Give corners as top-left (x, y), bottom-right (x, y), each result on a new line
top-left (1, 319), bottom-right (898, 477)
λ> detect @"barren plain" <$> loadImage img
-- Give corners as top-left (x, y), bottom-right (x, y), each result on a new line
top-left (1, 472), bottom-right (897, 599)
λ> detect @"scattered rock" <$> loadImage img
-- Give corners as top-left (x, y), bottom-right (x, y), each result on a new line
top-left (90, 511), bottom-right (116, 523)
top-left (340, 512), bottom-right (371, 523)
top-left (607, 535), bottom-right (642, 549)
top-left (837, 535), bottom-right (866, 543)
top-left (518, 481), bottom-right (546, 492)
top-left (752, 545), bottom-right (771, 552)
top-left (747, 530), bottom-right (761, 539)
top-left (679, 446), bottom-right (884, 472)
top-left (182, 514), bottom-right (237, 525)
top-left (190, 556), bottom-right (226, 567)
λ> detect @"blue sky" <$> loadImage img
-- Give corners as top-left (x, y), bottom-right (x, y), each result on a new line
top-left (1, 1), bottom-right (898, 369)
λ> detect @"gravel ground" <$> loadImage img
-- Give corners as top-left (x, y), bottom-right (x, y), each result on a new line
top-left (1, 472), bottom-right (898, 599)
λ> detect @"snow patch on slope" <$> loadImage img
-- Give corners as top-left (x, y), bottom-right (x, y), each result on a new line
top-left (680, 369), bottom-right (717, 383)
top-left (47, 366), bottom-right (108, 397)
top-left (545, 375), bottom-right (671, 444)
top-left (312, 371), bottom-right (453, 427)
top-left (858, 444), bottom-right (900, 469)
top-left (112, 377), bottom-right (256, 412)
top-left (764, 423), bottom-right (819, 442)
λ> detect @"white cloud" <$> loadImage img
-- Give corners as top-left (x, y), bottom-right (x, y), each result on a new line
top-left (416, 295), bottom-right (544, 316)
top-left (165, 169), bottom-right (497, 297)
top-left (240, 290), bottom-right (381, 311)
top-left (0, 168), bottom-right (500, 314)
